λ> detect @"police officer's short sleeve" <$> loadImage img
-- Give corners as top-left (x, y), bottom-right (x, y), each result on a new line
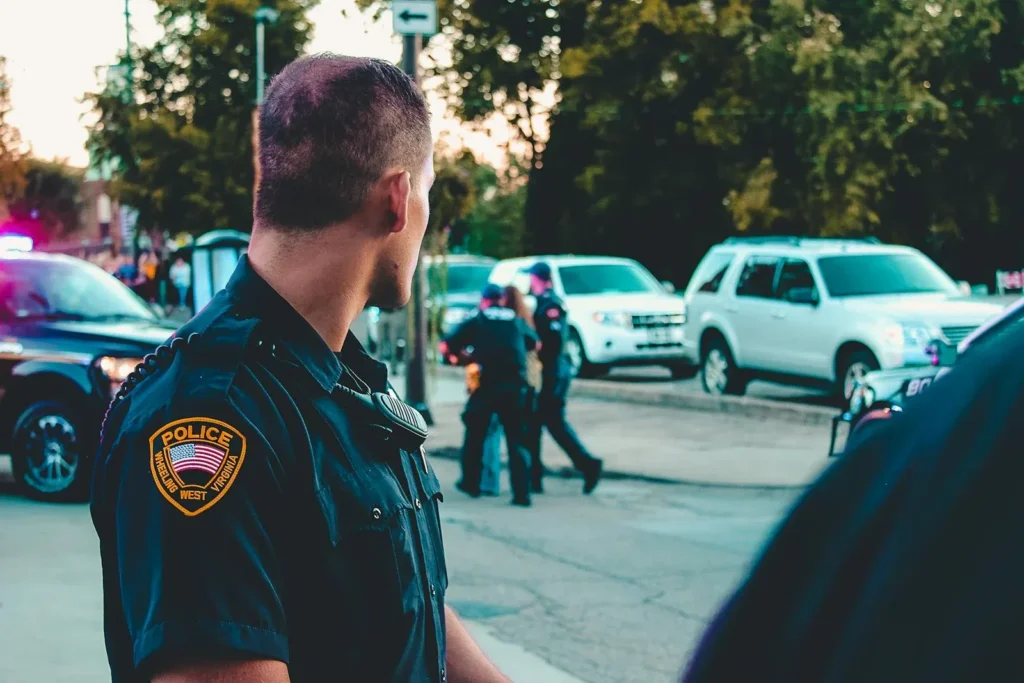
top-left (110, 396), bottom-right (291, 671)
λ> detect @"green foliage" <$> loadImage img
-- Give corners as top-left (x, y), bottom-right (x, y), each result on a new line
top-left (6, 159), bottom-right (84, 238)
top-left (0, 56), bottom-right (29, 213)
top-left (85, 0), bottom-right (318, 235)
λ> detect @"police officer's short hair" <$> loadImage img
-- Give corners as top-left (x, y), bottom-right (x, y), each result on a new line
top-left (255, 53), bottom-right (432, 231)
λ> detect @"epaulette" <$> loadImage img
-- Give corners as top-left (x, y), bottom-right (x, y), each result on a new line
top-left (98, 332), bottom-right (202, 443)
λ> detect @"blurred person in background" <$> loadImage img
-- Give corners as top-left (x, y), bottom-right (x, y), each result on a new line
top-left (169, 255), bottom-right (192, 312)
top-left (441, 283), bottom-right (539, 506)
top-left (505, 285), bottom-right (543, 465)
top-left (528, 262), bottom-right (603, 494)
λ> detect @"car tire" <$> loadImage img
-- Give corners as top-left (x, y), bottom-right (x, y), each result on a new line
top-left (837, 349), bottom-right (880, 402)
top-left (565, 329), bottom-right (606, 379)
top-left (700, 338), bottom-right (747, 396)
top-left (668, 363), bottom-right (699, 380)
top-left (10, 400), bottom-right (90, 502)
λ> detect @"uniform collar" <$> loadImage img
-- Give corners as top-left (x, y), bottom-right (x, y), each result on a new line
top-left (225, 255), bottom-right (386, 393)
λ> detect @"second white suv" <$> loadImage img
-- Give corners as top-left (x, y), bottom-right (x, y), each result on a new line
top-left (489, 255), bottom-right (689, 378)
top-left (680, 237), bottom-right (1003, 399)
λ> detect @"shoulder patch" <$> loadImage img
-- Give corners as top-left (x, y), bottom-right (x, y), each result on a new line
top-left (149, 417), bottom-right (247, 516)
top-left (546, 307), bottom-right (561, 319)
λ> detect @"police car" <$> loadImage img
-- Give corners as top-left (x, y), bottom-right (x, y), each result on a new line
top-left (0, 251), bottom-right (178, 500)
top-left (829, 295), bottom-right (1024, 456)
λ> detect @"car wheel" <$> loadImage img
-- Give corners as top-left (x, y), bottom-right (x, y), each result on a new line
top-left (837, 349), bottom-right (880, 401)
top-left (11, 401), bottom-right (90, 502)
top-left (668, 363), bottom-right (698, 380)
top-left (565, 329), bottom-right (607, 378)
top-left (700, 338), bottom-right (747, 396)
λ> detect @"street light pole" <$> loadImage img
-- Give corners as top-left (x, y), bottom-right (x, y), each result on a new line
top-left (402, 33), bottom-right (433, 426)
top-left (253, 5), bottom-right (279, 197)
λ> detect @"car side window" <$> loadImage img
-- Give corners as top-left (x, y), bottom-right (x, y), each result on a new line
top-left (735, 256), bottom-right (780, 298)
top-left (776, 259), bottom-right (818, 302)
top-left (692, 252), bottom-right (734, 294)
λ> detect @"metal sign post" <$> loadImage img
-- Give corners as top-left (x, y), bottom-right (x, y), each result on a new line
top-left (397, 1), bottom-right (437, 426)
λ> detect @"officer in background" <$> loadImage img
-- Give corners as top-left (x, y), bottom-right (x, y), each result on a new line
top-left (679, 313), bottom-right (1024, 683)
top-left (90, 55), bottom-right (510, 683)
top-left (527, 262), bottom-right (603, 494)
top-left (441, 283), bottom-right (539, 506)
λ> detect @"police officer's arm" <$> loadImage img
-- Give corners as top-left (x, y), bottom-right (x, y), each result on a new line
top-left (441, 315), bottom-right (476, 357)
top-left (152, 659), bottom-right (289, 683)
top-left (108, 394), bottom-right (293, 680)
top-left (517, 318), bottom-right (540, 351)
top-left (445, 606), bottom-right (513, 683)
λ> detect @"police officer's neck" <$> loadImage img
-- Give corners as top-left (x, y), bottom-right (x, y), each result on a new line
top-left (249, 228), bottom-right (373, 352)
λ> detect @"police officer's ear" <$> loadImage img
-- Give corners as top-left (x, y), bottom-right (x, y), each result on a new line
top-left (384, 170), bottom-right (412, 235)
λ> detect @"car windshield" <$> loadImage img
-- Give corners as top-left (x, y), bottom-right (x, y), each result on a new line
top-left (559, 263), bottom-right (661, 295)
top-left (427, 263), bottom-right (494, 294)
top-left (0, 258), bottom-right (157, 323)
top-left (962, 302), bottom-right (1024, 358)
top-left (817, 252), bottom-right (959, 298)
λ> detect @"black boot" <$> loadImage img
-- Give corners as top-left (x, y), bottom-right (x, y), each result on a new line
top-left (583, 459), bottom-right (603, 495)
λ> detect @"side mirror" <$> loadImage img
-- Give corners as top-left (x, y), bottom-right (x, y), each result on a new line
top-left (661, 280), bottom-right (676, 294)
top-left (785, 287), bottom-right (818, 306)
top-left (925, 339), bottom-right (957, 367)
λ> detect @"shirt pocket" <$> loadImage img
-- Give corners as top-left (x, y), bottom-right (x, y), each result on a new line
top-left (315, 473), bottom-right (421, 620)
top-left (415, 459), bottom-right (448, 593)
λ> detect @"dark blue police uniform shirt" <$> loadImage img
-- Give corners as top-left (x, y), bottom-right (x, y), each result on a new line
top-left (681, 321), bottom-right (1024, 683)
top-left (90, 256), bottom-right (449, 682)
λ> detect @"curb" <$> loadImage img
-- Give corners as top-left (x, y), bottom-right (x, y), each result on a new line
top-left (427, 364), bottom-right (838, 428)
top-left (425, 446), bottom-right (815, 491)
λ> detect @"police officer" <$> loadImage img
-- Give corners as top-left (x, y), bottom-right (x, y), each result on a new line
top-left (527, 262), bottom-right (603, 494)
top-left (679, 312), bottom-right (1024, 682)
top-left (441, 283), bottom-right (539, 506)
top-left (90, 55), bottom-right (510, 683)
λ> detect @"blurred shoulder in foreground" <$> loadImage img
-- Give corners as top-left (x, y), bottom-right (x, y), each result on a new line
top-left (681, 320), bottom-right (1024, 683)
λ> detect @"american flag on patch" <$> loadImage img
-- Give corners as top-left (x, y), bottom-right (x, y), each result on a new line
top-left (169, 442), bottom-right (226, 475)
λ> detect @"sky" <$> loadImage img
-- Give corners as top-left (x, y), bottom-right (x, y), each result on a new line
top-left (0, 0), bottom-right (519, 169)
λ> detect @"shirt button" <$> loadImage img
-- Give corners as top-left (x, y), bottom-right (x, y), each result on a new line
top-left (430, 584), bottom-right (436, 596)
top-left (441, 669), bottom-right (446, 682)
top-left (372, 507), bottom-right (382, 520)
top-left (415, 498), bottom-right (422, 509)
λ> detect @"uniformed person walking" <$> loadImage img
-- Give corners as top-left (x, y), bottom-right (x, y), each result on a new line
top-left (679, 316), bottom-right (1024, 683)
top-left (90, 54), bottom-right (511, 683)
top-left (440, 283), bottom-right (539, 506)
top-left (526, 262), bottom-right (602, 494)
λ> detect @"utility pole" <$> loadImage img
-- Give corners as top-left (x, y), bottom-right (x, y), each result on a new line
top-left (394, 1), bottom-right (437, 425)
top-left (123, 0), bottom-right (141, 266)
top-left (402, 33), bottom-right (432, 426)
top-left (253, 4), bottom-right (279, 195)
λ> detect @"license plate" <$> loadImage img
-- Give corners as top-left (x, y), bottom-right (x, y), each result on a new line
top-left (647, 327), bottom-right (670, 344)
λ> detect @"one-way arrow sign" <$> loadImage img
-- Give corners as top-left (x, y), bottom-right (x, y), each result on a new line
top-left (393, 0), bottom-right (437, 36)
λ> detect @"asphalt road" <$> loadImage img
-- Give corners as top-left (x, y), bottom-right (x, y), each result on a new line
top-left (0, 457), bottom-right (800, 683)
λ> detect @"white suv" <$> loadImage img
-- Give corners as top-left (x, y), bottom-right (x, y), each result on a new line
top-left (680, 237), bottom-right (1003, 398)
top-left (489, 255), bottom-right (690, 377)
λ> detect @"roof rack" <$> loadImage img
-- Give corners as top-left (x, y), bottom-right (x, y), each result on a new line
top-left (721, 236), bottom-right (881, 246)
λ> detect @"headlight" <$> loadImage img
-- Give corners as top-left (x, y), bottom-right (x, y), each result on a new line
top-left (593, 312), bottom-right (631, 327)
top-left (97, 356), bottom-right (143, 397)
top-left (882, 322), bottom-right (942, 349)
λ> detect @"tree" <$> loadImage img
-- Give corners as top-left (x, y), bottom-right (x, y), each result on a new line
top-left (0, 56), bottom-right (29, 218)
top-left (5, 159), bottom-right (84, 241)
top-left (85, 0), bottom-right (319, 236)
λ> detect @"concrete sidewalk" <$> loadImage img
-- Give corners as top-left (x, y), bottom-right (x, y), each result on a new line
top-left (423, 396), bottom-right (833, 489)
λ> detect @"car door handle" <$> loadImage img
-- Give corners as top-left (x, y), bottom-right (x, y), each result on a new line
top-left (771, 311), bottom-right (787, 319)
top-left (725, 306), bottom-right (739, 314)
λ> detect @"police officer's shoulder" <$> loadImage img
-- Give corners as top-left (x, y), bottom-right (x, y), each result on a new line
top-left (97, 302), bottom-right (292, 512)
